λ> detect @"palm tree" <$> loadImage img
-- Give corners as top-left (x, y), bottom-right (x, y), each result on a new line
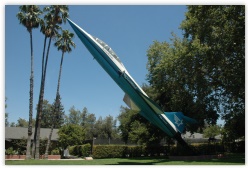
top-left (44, 30), bottom-right (75, 159)
top-left (31, 18), bottom-right (61, 159)
top-left (54, 29), bottom-right (76, 98)
top-left (16, 5), bottom-right (42, 160)
top-left (33, 5), bottom-right (69, 160)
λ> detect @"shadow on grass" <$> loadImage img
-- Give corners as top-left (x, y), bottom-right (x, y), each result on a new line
top-left (107, 158), bottom-right (169, 165)
top-left (107, 154), bottom-right (245, 165)
top-left (182, 155), bottom-right (245, 164)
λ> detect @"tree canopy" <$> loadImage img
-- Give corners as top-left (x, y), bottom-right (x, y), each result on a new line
top-left (203, 125), bottom-right (221, 138)
top-left (146, 5), bottom-right (245, 139)
top-left (118, 106), bottom-right (169, 146)
top-left (58, 124), bottom-right (85, 149)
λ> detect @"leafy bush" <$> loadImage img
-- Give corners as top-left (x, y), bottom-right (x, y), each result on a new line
top-left (51, 148), bottom-right (60, 155)
top-left (92, 145), bottom-right (158, 158)
top-left (5, 147), bottom-right (16, 155)
top-left (169, 143), bottom-right (225, 156)
top-left (195, 143), bottom-right (225, 154)
top-left (91, 143), bottom-right (226, 158)
top-left (58, 124), bottom-right (85, 149)
top-left (93, 145), bottom-right (126, 158)
top-left (69, 144), bottom-right (91, 157)
top-left (80, 144), bottom-right (91, 157)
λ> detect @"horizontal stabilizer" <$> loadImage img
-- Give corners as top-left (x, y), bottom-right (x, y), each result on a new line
top-left (123, 93), bottom-right (140, 111)
top-left (164, 112), bottom-right (197, 133)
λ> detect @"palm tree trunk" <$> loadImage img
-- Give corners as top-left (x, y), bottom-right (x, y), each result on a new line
top-left (41, 36), bottom-right (47, 84)
top-left (26, 30), bottom-right (34, 160)
top-left (34, 35), bottom-right (52, 159)
top-left (44, 123), bottom-right (54, 159)
top-left (44, 94), bottom-right (59, 159)
top-left (56, 52), bottom-right (64, 94)
top-left (44, 52), bottom-right (64, 159)
top-left (32, 35), bottom-right (47, 159)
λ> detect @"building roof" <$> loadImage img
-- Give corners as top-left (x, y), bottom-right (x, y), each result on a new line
top-left (182, 131), bottom-right (203, 139)
top-left (5, 127), bottom-right (59, 141)
top-left (181, 131), bottom-right (222, 143)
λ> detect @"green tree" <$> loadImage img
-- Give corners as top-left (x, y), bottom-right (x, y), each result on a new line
top-left (102, 115), bottom-right (118, 143)
top-left (40, 100), bottom-right (52, 128)
top-left (146, 6), bottom-right (245, 134)
top-left (223, 112), bottom-right (245, 142)
top-left (180, 5), bottom-right (245, 137)
top-left (58, 124), bottom-right (85, 149)
top-left (38, 99), bottom-right (64, 128)
top-left (10, 122), bottom-right (16, 127)
top-left (67, 106), bottom-right (82, 125)
top-left (33, 5), bottom-right (69, 159)
top-left (80, 108), bottom-right (96, 140)
top-left (16, 5), bottom-right (42, 159)
top-left (203, 125), bottom-right (221, 138)
top-left (118, 106), bottom-right (165, 146)
top-left (5, 113), bottom-right (8, 127)
top-left (5, 97), bottom-right (9, 127)
top-left (181, 6), bottom-right (245, 100)
top-left (118, 106), bottom-right (135, 144)
top-left (128, 119), bottom-right (149, 145)
top-left (91, 115), bottom-right (119, 141)
top-left (16, 118), bottom-right (29, 127)
top-left (44, 94), bottom-right (65, 159)
top-left (146, 39), bottom-right (210, 129)
top-left (181, 5), bottom-right (245, 121)
top-left (93, 116), bottom-right (103, 138)
top-left (52, 95), bottom-right (65, 129)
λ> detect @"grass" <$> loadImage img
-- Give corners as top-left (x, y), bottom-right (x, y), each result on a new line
top-left (5, 153), bottom-right (245, 165)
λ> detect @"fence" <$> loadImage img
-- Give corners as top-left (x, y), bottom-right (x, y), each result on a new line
top-left (93, 138), bottom-right (137, 145)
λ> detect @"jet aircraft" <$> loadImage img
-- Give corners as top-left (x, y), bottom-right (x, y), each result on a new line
top-left (67, 18), bottom-right (197, 147)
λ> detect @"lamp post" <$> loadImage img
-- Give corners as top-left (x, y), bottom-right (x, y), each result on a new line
top-left (91, 137), bottom-right (96, 156)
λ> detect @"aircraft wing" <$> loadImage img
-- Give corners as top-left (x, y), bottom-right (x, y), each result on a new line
top-left (123, 93), bottom-right (140, 111)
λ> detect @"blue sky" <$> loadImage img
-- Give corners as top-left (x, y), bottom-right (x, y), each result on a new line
top-left (5, 5), bottom-right (187, 124)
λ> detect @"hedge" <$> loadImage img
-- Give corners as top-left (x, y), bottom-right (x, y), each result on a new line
top-left (93, 145), bottom-right (126, 158)
top-left (69, 143), bottom-right (91, 157)
top-left (66, 142), bottom-right (241, 158)
top-left (92, 143), bottom-right (226, 158)
top-left (92, 145), bottom-right (168, 158)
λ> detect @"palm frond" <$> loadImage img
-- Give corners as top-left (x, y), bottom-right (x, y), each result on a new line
top-left (54, 29), bottom-right (76, 53)
top-left (16, 5), bottom-right (42, 32)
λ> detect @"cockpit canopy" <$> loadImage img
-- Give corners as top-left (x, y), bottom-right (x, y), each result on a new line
top-left (92, 36), bottom-right (123, 66)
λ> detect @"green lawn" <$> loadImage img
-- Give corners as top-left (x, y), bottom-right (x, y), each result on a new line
top-left (5, 154), bottom-right (245, 165)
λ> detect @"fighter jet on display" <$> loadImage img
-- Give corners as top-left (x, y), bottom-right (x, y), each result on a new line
top-left (67, 18), bottom-right (197, 147)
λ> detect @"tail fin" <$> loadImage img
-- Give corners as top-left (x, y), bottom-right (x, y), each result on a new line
top-left (164, 112), bottom-right (197, 133)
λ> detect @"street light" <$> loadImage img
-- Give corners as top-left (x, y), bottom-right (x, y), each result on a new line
top-left (91, 137), bottom-right (96, 156)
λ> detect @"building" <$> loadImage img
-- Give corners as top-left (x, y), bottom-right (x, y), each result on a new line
top-left (5, 127), bottom-right (59, 150)
top-left (182, 131), bottom-right (222, 143)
